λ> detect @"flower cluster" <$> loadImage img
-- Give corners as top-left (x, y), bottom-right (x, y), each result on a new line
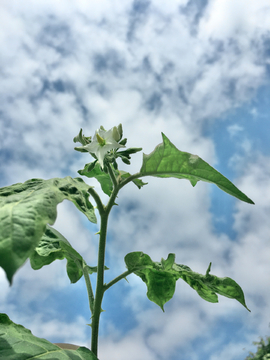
top-left (79, 126), bottom-right (125, 169)
top-left (74, 124), bottom-right (142, 172)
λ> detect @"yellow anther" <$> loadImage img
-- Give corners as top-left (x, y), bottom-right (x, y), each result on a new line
top-left (96, 133), bottom-right (105, 146)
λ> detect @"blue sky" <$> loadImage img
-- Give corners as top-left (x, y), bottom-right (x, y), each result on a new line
top-left (0, 1), bottom-right (270, 360)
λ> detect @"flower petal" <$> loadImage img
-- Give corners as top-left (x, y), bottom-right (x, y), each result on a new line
top-left (77, 125), bottom-right (126, 169)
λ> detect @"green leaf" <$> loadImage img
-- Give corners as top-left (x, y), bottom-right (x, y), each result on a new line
top-left (124, 252), bottom-right (250, 312)
top-left (73, 128), bottom-right (91, 146)
top-left (177, 262), bottom-right (250, 311)
top-left (245, 336), bottom-right (270, 360)
top-left (0, 313), bottom-right (99, 359)
top-left (121, 147), bottom-right (143, 155)
top-left (56, 177), bottom-right (97, 223)
top-left (78, 163), bottom-right (147, 196)
top-left (124, 252), bottom-right (177, 311)
top-left (0, 177), bottom-right (96, 284)
top-left (30, 225), bottom-right (84, 283)
top-left (119, 138), bottom-right (127, 146)
top-left (86, 265), bottom-right (109, 274)
top-left (78, 162), bottom-right (115, 196)
top-left (29, 226), bottom-right (66, 267)
top-left (30, 226), bottom-right (109, 283)
top-left (116, 147), bottom-right (142, 166)
top-left (140, 133), bottom-right (254, 204)
top-left (118, 171), bottom-right (148, 190)
top-left (117, 123), bottom-right (123, 141)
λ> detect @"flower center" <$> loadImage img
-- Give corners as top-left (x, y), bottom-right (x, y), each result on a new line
top-left (96, 133), bottom-right (106, 146)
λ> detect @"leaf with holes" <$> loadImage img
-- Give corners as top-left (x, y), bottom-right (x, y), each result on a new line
top-left (125, 252), bottom-right (250, 312)
top-left (30, 226), bottom-right (109, 284)
top-left (29, 225), bottom-right (84, 283)
top-left (0, 177), bottom-right (96, 284)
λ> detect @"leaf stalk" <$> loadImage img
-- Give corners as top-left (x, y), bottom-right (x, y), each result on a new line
top-left (82, 261), bottom-right (95, 315)
top-left (104, 270), bottom-right (133, 291)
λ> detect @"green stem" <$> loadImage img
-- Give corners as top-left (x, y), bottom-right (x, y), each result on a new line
top-left (90, 168), bottom-right (143, 355)
top-left (118, 172), bottom-right (142, 189)
top-left (106, 162), bottom-right (118, 188)
top-left (88, 187), bottom-right (104, 213)
top-left (91, 213), bottom-right (107, 356)
top-left (82, 261), bottom-right (95, 315)
top-left (104, 270), bottom-right (133, 291)
top-left (91, 181), bottom-right (119, 356)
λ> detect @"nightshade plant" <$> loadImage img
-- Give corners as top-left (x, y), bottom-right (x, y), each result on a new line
top-left (0, 124), bottom-right (254, 359)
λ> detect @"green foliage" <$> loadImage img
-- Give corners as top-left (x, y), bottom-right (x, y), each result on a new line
top-left (30, 225), bottom-right (84, 283)
top-left (78, 162), bottom-right (147, 196)
top-left (245, 336), bottom-right (270, 360)
top-left (125, 252), bottom-right (250, 312)
top-left (30, 225), bottom-right (108, 284)
top-left (0, 313), bottom-right (98, 359)
top-left (73, 128), bottom-right (92, 147)
top-left (140, 133), bottom-right (254, 204)
top-left (118, 170), bottom-right (147, 189)
top-left (78, 162), bottom-right (116, 196)
top-left (0, 177), bottom-right (96, 284)
top-left (116, 147), bottom-right (143, 165)
top-left (0, 127), bottom-right (255, 358)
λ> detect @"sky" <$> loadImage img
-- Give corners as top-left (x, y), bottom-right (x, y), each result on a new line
top-left (0, 1), bottom-right (270, 359)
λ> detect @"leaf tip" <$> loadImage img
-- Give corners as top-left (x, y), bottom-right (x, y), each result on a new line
top-left (161, 132), bottom-right (168, 142)
top-left (6, 270), bottom-right (14, 287)
top-left (206, 262), bottom-right (212, 276)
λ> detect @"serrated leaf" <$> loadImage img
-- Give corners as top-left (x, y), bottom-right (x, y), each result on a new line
top-left (176, 262), bottom-right (250, 311)
top-left (125, 252), bottom-right (250, 312)
top-left (0, 177), bottom-right (96, 284)
top-left (0, 313), bottom-right (98, 359)
top-left (140, 133), bottom-right (254, 204)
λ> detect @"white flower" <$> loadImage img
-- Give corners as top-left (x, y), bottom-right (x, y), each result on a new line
top-left (80, 126), bottom-right (125, 168)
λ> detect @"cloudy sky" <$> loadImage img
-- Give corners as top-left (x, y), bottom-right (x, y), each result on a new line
top-left (0, 1), bottom-right (270, 359)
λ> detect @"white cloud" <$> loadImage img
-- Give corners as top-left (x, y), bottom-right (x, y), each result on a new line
top-left (201, 0), bottom-right (270, 40)
top-left (231, 156), bottom-right (270, 313)
top-left (227, 124), bottom-right (244, 138)
top-left (30, 315), bottom-right (90, 346)
top-left (99, 330), bottom-right (157, 360)
top-left (0, 1), bottom-right (270, 359)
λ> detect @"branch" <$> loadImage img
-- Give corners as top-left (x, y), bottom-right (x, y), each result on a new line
top-left (104, 270), bottom-right (133, 292)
